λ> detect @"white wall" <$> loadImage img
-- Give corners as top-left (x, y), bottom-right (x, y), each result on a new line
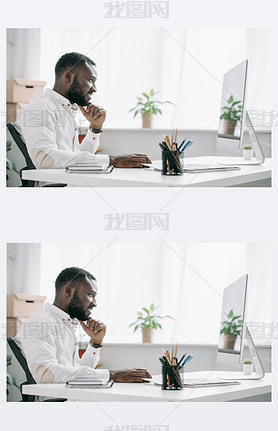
top-left (100, 128), bottom-right (271, 160)
top-left (99, 343), bottom-right (271, 375)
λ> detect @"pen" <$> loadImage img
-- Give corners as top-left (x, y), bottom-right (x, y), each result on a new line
top-left (177, 353), bottom-right (187, 367)
top-left (180, 140), bottom-right (191, 151)
top-left (180, 140), bottom-right (193, 153)
top-left (177, 139), bottom-right (186, 152)
top-left (180, 355), bottom-right (193, 368)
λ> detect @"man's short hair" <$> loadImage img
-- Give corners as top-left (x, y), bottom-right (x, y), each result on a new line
top-left (55, 267), bottom-right (96, 293)
top-left (55, 52), bottom-right (96, 79)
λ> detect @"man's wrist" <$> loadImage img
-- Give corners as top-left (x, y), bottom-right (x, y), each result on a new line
top-left (89, 339), bottom-right (103, 348)
top-left (89, 124), bottom-right (103, 134)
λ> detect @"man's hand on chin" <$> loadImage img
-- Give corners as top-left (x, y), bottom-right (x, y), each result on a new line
top-left (110, 368), bottom-right (152, 383)
top-left (79, 104), bottom-right (106, 130)
top-left (110, 154), bottom-right (152, 168)
top-left (79, 318), bottom-right (106, 346)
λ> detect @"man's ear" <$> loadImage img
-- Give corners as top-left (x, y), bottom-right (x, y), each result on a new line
top-left (64, 284), bottom-right (75, 298)
top-left (64, 70), bottom-right (75, 85)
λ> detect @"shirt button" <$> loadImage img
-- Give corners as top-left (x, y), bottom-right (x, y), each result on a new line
top-left (93, 352), bottom-right (96, 355)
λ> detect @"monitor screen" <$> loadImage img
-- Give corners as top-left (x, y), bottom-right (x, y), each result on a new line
top-left (218, 274), bottom-right (248, 356)
top-left (217, 60), bottom-right (248, 155)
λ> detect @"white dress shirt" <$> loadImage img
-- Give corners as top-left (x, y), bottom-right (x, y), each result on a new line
top-left (15, 303), bottom-right (110, 384)
top-left (14, 88), bottom-right (110, 169)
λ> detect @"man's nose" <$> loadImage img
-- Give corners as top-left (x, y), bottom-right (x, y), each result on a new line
top-left (91, 298), bottom-right (97, 307)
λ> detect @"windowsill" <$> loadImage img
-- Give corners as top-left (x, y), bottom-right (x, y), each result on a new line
top-left (101, 128), bottom-right (272, 134)
top-left (99, 342), bottom-right (271, 348)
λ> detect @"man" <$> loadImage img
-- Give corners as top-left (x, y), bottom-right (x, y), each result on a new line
top-left (14, 52), bottom-right (151, 169)
top-left (15, 267), bottom-right (151, 384)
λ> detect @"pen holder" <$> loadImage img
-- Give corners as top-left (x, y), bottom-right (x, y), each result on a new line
top-left (161, 365), bottom-right (184, 390)
top-left (161, 150), bottom-right (183, 176)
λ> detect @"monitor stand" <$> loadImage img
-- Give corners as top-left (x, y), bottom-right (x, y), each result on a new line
top-left (217, 326), bottom-right (265, 380)
top-left (218, 112), bottom-right (265, 166)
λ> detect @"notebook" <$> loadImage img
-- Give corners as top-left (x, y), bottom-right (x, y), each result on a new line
top-left (66, 377), bottom-right (114, 389)
top-left (66, 163), bottom-right (114, 173)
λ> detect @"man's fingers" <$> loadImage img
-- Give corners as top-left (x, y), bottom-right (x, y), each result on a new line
top-left (87, 319), bottom-right (106, 333)
top-left (78, 105), bottom-right (86, 114)
top-left (78, 320), bottom-right (87, 330)
top-left (132, 369), bottom-right (152, 378)
top-left (78, 104), bottom-right (106, 119)
top-left (131, 155), bottom-right (152, 164)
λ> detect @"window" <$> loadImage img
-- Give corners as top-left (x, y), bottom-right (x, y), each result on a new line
top-left (39, 28), bottom-right (271, 129)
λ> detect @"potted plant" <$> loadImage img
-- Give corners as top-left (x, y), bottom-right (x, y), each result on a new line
top-left (220, 95), bottom-right (243, 135)
top-left (242, 145), bottom-right (253, 160)
top-left (129, 303), bottom-right (173, 343)
top-left (129, 89), bottom-right (174, 128)
top-left (242, 359), bottom-right (253, 375)
top-left (220, 309), bottom-right (243, 350)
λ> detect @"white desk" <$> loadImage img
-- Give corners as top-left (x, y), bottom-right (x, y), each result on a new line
top-left (22, 157), bottom-right (272, 187)
top-left (22, 371), bottom-right (271, 402)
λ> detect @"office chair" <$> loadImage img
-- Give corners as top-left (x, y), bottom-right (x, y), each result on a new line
top-left (6, 123), bottom-right (66, 187)
top-left (7, 338), bottom-right (66, 402)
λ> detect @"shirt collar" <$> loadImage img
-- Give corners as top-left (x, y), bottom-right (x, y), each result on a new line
top-left (45, 88), bottom-right (78, 117)
top-left (45, 303), bottom-right (79, 330)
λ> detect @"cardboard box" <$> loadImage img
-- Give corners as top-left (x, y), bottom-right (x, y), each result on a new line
top-left (7, 317), bottom-right (27, 337)
top-left (7, 79), bottom-right (46, 103)
top-left (7, 293), bottom-right (46, 318)
top-left (6, 102), bottom-right (28, 123)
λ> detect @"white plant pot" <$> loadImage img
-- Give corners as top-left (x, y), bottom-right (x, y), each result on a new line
top-left (243, 363), bottom-right (253, 375)
top-left (243, 149), bottom-right (253, 160)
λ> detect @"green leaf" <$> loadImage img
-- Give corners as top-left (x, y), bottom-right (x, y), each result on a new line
top-left (142, 307), bottom-right (150, 315)
top-left (134, 324), bottom-right (139, 333)
top-left (150, 89), bottom-right (155, 97)
top-left (142, 93), bottom-right (150, 100)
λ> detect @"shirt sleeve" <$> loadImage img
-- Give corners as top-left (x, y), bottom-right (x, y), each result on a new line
top-left (15, 105), bottom-right (109, 169)
top-left (78, 129), bottom-right (101, 154)
top-left (19, 322), bottom-right (110, 384)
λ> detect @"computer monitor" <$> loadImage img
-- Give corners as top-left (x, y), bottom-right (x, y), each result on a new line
top-left (217, 60), bottom-right (248, 156)
top-left (218, 274), bottom-right (247, 360)
top-left (216, 274), bottom-right (265, 380)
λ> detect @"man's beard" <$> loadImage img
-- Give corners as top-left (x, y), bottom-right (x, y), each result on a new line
top-left (68, 291), bottom-right (90, 321)
top-left (67, 77), bottom-right (89, 106)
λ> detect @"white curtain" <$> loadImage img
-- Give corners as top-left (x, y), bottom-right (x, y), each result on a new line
top-left (6, 29), bottom-right (41, 79)
top-left (7, 243), bottom-right (41, 294)
top-left (7, 243), bottom-right (271, 345)
top-left (7, 28), bottom-right (271, 128)
top-left (37, 28), bottom-right (271, 129)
